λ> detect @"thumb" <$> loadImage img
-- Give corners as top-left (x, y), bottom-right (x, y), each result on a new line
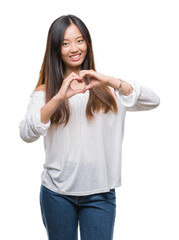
top-left (74, 88), bottom-right (86, 94)
top-left (85, 83), bottom-right (92, 91)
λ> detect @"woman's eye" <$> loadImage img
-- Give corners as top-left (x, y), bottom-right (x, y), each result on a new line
top-left (78, 39), bottom-right (83, 43)
top-left (62, 42), bottom-right (68, 46)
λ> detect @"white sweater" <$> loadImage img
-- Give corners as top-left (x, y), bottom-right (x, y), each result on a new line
top-left (19, 80), bottom-right (160, 196)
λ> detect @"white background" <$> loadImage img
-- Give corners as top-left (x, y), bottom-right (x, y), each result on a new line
top-left (0, 0), bottom-right (179, 239)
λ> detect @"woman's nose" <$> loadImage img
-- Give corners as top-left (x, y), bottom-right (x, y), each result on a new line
top-left (70, 43), bottom-right (78, 52)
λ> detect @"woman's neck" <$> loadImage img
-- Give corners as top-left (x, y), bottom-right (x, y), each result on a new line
top-left (64, 67), bottom-right (81, 79)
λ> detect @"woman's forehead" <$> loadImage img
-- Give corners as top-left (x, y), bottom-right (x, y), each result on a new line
top-left (63, 24), bottom-right (83, 40)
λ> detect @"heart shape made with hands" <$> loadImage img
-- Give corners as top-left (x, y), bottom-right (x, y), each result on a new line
top-left (70, 76), bottom-right (90, 91)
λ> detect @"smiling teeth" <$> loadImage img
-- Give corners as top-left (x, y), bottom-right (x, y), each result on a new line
top-left (71, 55), bottom-right (80, 59)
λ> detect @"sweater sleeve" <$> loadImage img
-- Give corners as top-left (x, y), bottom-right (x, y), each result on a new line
top-left (19, 91), bottom-right (51, 143)
top-left (114, 80), bottom-right (160, 111)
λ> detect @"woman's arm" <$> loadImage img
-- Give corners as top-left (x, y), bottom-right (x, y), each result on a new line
top-left (19, 91), bottom-right (52, 143)
top-left (19, 73), bottom-right (88, 143)
top-left (105, 76), bottom-right (134, 96)
top-left (106, 76), bottom-right (160, 111)
top-left (79, 70), bottom-right (160, 111)
top-left (40, 94), bottom-right (64, 124)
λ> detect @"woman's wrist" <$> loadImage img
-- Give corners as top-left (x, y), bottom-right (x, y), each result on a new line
top-left (53, 93), bottom-right (64, 103)
top-left (106, 76), bottom-right (122, 90)
top-left (117, 80), bottom-right (133, 96)
top-left (106, 76), bottom-right (133, 96)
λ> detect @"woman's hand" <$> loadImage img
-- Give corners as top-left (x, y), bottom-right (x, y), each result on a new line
top-left (80, 70), bottom-right (132, 94)
top-left (79, 70), bottom-right (108, 90)
top-left (56, 70), bottom-right (110, 101)
top-left (56, 72), bottom-right (86, 100)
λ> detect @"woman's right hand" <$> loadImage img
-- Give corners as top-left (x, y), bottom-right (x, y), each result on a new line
top-left (56, 72), bottom-right (86, 101)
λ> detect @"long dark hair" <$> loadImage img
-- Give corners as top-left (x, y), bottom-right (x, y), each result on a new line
top-left (35, 14), bottom-right (118, 127)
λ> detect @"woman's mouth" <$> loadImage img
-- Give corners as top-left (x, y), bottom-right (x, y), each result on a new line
top-left (70, 54), bottom-right (81, 61)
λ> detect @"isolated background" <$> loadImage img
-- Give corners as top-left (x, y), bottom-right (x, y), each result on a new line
top-left (0, 0), bottom-right (178, 239)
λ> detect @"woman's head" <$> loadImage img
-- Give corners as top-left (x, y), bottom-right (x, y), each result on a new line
top-left (46, 15), bottom-right (95, 77)
top-left (60, 23), bottom-right (87, 76)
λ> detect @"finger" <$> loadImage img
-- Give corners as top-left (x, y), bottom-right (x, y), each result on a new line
top-left (79, 70), bottom-right (95, 78)
top-left (85, 83), bottom-right (93, 90)
top-left (70, 72), bottom-right (80, 78)
top-left (63, 77), bottom-right (82, 92)
top-left (67, 76), bottom-right (82, 84)
top-left (73, 88), bottom-right (86, 95)
top-left (80, 72), bottom-right (92, 78)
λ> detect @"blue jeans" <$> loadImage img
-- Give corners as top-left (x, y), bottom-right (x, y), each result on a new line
top-left (40, 185), bottom-right (116, 240)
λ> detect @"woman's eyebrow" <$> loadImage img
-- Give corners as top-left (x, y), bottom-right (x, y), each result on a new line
top-left (63, 35), bottom-right (83, 41)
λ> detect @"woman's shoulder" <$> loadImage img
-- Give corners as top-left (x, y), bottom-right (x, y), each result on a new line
top-left (34, 84), bottom-right (46, 92)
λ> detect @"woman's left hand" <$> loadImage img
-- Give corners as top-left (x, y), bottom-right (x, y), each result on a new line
top-left (79, 70), bottom-right (108, 91)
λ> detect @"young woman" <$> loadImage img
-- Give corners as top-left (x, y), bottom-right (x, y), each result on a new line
top-left (19, 15), bottom-right (160, 240)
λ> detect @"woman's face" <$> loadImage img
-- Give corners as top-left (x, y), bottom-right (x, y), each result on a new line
top-left (61, 24), bottom-right (87, 71)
